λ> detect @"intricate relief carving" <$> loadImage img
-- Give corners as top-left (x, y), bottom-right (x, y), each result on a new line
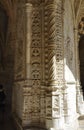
top-left (31, 87), bottom-right (40, 122)
top-left (48, 51), bottom-right (57, 83)
top-left (31, 8), bottom-right (41, 81)
top-left (44, 0), bottom-right (64, 119)
top-left (23, 86), bottom-right (32, 122)
top-left (31, 48), bottom-right (40, 57)
top-left (14, 0), bottom-right (64, 125)
top-left (44, 9), bottom-right (48, 82)
top-left (31, 7), bottom-right (42, 122)
top-left (45, 2), bottom-right (57, 85)
top-left (44, 0), bottom-right (64, 86)
top-left (52, 95), bottom-right (60, 117)
top-left (55, 0), bottom-right (64, 84)
top-left (46, 96), bottom-right (52, 117)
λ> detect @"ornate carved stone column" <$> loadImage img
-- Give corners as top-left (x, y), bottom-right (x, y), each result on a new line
top-left (46, 7), bottom-right (57, 86)
top-left (22, 3), bottom-right (33, 126)
top-left (13, 2), bottom-right (33, 129)
top-left (25, 3), bottom-right (33, 79)
top-left (44, 1), bottom-right (64, 130)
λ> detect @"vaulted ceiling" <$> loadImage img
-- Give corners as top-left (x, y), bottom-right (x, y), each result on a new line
top-left (75, 0), bottom-right (84, 24)
top-left (0, 0), bottom-right (16, 21)
top-left (0, 0), bottom-right (83, 19)
top-left (74, 0), bottom-right (82, 16)
top-left (0, 0), bottom-right (83, 31)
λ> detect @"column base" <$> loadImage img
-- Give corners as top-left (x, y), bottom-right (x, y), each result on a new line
top-left (46, 117), bottom-right (64, 130)
top-left (64, 118), bottom-right (79, 130)
top-left (46, 115), bottom-right (80, 130)
top-left (64, 114), bottom-right (79, 130)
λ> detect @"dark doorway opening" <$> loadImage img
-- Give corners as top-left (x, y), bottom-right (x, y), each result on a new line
top-left (79, 35), bottom-right (84, 97)
top-left (0, 3), bottom-right (15, 130)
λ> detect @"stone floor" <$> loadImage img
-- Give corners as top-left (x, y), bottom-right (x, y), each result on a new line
top-left (0, 105), bottom-right (15, 130)
top-left (0, 105), bottom-right (84, 130)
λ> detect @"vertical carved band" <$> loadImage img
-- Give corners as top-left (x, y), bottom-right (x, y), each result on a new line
top-left (45, 4), bottom-right (57, 86)
top-left (31, 6), bottom-right (42, 123)
top-left (45, 0), bottom-right (64, 119)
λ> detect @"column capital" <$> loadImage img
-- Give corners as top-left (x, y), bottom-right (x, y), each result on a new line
top-left (24, 3), bottom-right (33, 13)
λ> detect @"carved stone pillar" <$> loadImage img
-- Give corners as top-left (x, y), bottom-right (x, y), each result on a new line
top-left (13, 2), bottom-right (33, 129)
top-left (45, 0), bottom-right (64, 86)
top-left (25, 3), bottom-right (33, 79)
top-left (22, 3), bottom-right (33, 125)
top-left (74, 27), bottom-right (81, 112)
top-left (74, 27), bottom-right (81, 85)
top-left (47, 7), bottom-right (57, 86)
top-left (45, 1), bottom-right (64, 130)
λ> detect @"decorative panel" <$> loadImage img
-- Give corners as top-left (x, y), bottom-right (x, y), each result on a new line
top-left (31, 6), bottom-right (42, 123)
